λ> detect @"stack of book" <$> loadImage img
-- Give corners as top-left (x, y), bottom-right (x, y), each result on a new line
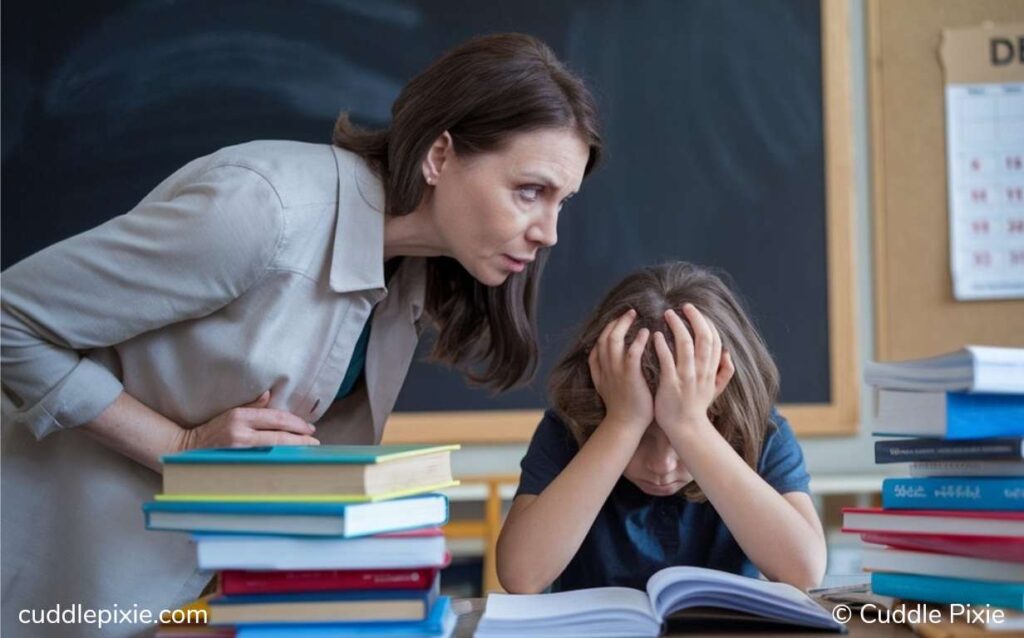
top-left (844, 346), bottom-right (1024, 614)
top-left (146, 444), bottom-right (461, 638)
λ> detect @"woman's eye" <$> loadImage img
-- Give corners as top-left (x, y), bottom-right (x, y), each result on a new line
top-left (518, 186), bottom-right (542, 202)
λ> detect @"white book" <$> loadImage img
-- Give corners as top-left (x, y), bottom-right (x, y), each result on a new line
top-left (864, 346), bottom-right (1024, 394)
top-left (194, 533), bottom-right (447, 570)
top-left (861, 547), bottom-right (1024, 583)
top-left (474, 566), bottom-right (842, 637)
top-left (910, 460), bottom-right (1024, 477)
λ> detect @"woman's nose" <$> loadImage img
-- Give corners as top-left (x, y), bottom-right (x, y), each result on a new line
top-left (526, 208), bottom-right (558, 247)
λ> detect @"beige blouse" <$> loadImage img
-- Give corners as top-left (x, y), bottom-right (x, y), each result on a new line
top-left (1, 141), bottom-right (427, 637)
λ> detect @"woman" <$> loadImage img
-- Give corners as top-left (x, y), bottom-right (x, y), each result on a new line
top-left (1, 33), bottom-right (601, 636)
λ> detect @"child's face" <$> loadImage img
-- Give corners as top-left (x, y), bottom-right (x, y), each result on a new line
top-left (622, 423), bottom-right (693, 496)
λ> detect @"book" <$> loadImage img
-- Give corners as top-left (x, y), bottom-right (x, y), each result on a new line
top-left (856, 530), bottom-right (1024, 562)
top-left (875, 437), bottom-right (1024, 463)
top-left (194, 528), bottom-right (448, 571)
top-left (473, 566), bottom-right (844, 637)
top-left (208, 575), bottom-right (439, 625)
top-left (864, 346), bottom-right (1024, 394)
top-left (143, 494), bottom-right (449, 537)
top-left (221, 564), bottom-right (447, 596)
top-left (233, 596), bottom-right (455, 638)
top-left (160, 445), bottom-right (459, 500)
top-left (882, 477), bottom-right (1024, 511)
top-left (910, 459), bottom-right (1024, 477)
top-left (842, 507), bottom-right (1024, 537)
top-left (860, 547), bottom-right (1024, 582)
top-left (873, 390), bottom-right (1024, 439)
top-left (870, 573), bottom-right (1024, 611)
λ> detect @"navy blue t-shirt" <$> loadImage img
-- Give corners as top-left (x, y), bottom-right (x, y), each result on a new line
top-left (515, 409), bottom-right (811, 592)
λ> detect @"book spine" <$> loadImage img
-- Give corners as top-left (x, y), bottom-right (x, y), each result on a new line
top-left (909, 460), bottom-right (1024, 477)
top-left (221, 568), bottom-right (437, 595)
top-left (882, 478), bottom-right (1024, 511)
top-left (946, 394), bottom-right (1024, 439)
top-left (871, 573), bottom-right (1024, 611)
top-left (875, 439), bottom-right (1024, 463)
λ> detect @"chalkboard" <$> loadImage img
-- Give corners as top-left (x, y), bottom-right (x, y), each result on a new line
top-left (1, 0), bottom-right (857, 436)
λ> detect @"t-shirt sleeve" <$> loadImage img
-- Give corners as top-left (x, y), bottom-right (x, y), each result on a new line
top-left (756, 408), bottom-right (812, 495)
top-left (515, 410), bottom-right (579, 497)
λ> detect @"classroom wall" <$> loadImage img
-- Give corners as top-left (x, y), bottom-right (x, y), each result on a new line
top-left (451, 0), bottom-right (892, 481)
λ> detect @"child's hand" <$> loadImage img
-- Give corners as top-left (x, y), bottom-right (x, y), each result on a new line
top-left (588, 309), bottom-right (653, 430)
top-left (652, 304), bottom-right (734, 434)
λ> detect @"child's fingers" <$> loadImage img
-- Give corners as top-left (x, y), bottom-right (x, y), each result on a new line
top-left (663, 309), bottom-right (695, 379)
top-left (653, 331), bottom-right (677, 388)
top-left (714, 350), bottom-right (735, 397)
top-left (708, 321), bottom-right (723, 385)
top-left (608, 309), bottom-right (635, 349)
top-left (682, 304), bottom-right (713, 377)
top-left (627, 328), bottom-right (650, 367)
top-left (588, 346), bottom-right (602, 388)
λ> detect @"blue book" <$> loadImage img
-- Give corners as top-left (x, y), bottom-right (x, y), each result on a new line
top-left (235, 596), bottom-right (454, 638)
top-left (882, 477), bottom-right (1024, 511)
top-left (874, 390), bottom-right (1024, 439)
top-left (871, 573), bottom-right (1024, 611)
top-left (143, 494), bottom-right (449, 537)
top-left (210, 575), bottom-right (440, 626)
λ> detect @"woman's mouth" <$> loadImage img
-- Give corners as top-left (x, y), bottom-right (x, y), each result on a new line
top-left (501, 254), bottom-right (528, 273)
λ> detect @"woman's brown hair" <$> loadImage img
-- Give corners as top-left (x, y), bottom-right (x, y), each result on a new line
top-left (549, 262), bottom-right (780, 502)
top-left (333, 33), bottom-right (602, 390)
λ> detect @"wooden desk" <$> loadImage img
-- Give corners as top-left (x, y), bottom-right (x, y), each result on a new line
top-left (450, 597), bottom-right (916, 637)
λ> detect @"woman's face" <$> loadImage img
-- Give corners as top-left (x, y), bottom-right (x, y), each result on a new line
top-left (623, 424), bottom-right (694, 496)
top-left (428, 127), bottom-right (590, 286)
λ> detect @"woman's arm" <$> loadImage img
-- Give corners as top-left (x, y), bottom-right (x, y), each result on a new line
top-left (82, 390), bottom-right (320, 474)
top-left (652, 305), bottom-right (825, 589)
top-left (1, 164), bottom-right (282, 440)
top-left (497, 309), bottom-right (652, 594)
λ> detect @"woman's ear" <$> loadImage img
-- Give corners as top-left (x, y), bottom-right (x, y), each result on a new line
top-left (421, 131), bottom-right (454, 185)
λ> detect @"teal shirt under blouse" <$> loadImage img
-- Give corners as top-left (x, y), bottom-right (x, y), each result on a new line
top-left (334, 313), bottom-right (373, 401)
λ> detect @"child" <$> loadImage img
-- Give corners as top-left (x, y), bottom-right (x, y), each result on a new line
top-left (496, 262), bottom-right (826, 594)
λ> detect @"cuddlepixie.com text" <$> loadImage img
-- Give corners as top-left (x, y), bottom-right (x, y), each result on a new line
top-left (18, 603), bottom-right (206, 630)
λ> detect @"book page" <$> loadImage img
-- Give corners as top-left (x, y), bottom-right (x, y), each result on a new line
top-left (482, 587), bottom-right (654, 621)
top-left (941, 23), bottom-right (1024, 300)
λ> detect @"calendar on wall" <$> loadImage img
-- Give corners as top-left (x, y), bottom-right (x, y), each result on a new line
top-left (942, 23), bottom-right (1024, 301)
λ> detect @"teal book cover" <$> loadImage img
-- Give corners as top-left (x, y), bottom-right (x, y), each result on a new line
top-left (162, 444), bottom-right (459, 465)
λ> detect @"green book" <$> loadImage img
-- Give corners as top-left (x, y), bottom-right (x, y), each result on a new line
top-left (158, 445), bottom-right (459, 502)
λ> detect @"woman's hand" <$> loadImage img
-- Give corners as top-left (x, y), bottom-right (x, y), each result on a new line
top-left (652, 304), bottom-right (734, 436)
top-left (176, 391), bottom-right (320, 451)
top-left (588, 309), bottom-right (653, 431)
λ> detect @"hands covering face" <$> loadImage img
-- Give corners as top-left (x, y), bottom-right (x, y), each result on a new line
top-left (588, 305), bottom-right (735, 435)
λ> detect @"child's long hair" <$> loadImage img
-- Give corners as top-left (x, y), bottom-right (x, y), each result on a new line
top-left (549, 262), bottom-right (780, 502)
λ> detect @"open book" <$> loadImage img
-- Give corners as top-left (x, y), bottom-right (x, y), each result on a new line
top-left (474, 566), bottom-right (845, 637)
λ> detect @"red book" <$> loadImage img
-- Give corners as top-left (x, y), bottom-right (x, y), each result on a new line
top-left (857, 531), bottom-right (1024, 563)
top-left (842, 507), bottom-right (1024, 562)
top-left (221, 553), bottom-right (451, 595)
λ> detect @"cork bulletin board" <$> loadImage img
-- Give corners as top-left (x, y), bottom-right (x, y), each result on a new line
top-left (868, 0), bottom-right (1024, 362)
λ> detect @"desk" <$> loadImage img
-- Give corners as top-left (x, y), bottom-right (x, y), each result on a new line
top-left (450, 598), bottom-right (916, 637)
